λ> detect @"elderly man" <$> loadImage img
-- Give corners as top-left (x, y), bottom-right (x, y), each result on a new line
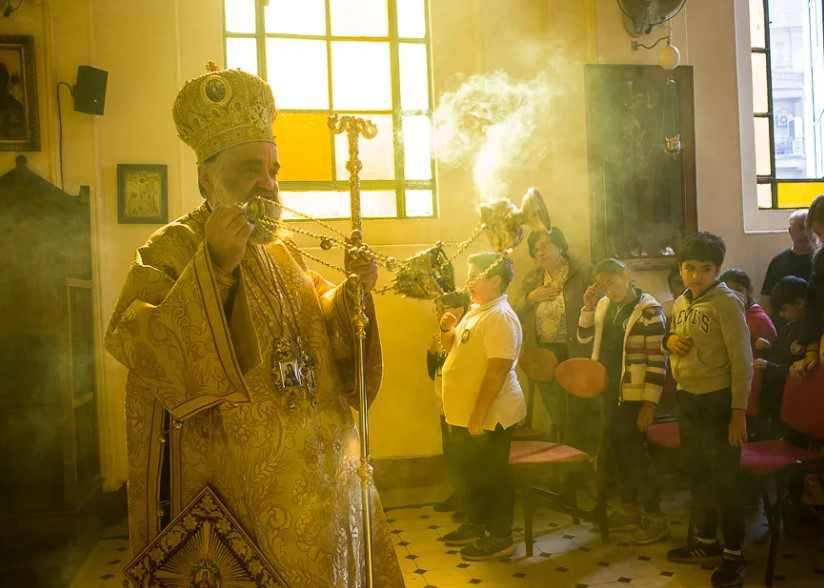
top-left (106, 64), bottom-right (403, 587)
top-left (760, 209), bottom-right (813, 317)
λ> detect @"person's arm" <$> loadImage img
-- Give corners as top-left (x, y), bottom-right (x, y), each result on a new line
top-left (759, 258), bottom-right (778, 316)
top-left (718, 296), bottom-right (754, 445)
top-left (468, 358), bottom-right (515, 435)
top-left (577, 283), bottom-right (601, 345)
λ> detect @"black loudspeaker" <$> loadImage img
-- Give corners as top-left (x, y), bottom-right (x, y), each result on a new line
top-left (73, 66), bottom-right (108, 115)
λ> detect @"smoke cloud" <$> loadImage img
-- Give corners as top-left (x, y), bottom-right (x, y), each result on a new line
top-left (432, 70), bottom-right (558, 204)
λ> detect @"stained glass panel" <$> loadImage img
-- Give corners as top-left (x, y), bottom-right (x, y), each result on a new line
top-left (272, 113), bottom-right (333, 182)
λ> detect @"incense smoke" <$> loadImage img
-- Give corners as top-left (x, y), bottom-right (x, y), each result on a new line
top-left (432, 70), bottom-right (556, 203)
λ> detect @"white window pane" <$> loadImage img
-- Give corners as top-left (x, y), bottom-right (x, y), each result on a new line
top-left (397, 0), bottom-right (426, 38)
top-left (331, 42), bottom-right (391, 110)
top-left (402, 115), bottom-right (432, 180)
top-left (399, 43), bottom-right (429, 110)
top-left (226, 37), bottom-right (258, 75)
top-left (225, 0), bottom-right (256, 33)
top-left (757, 183), bottom-right (772, 208)
top-left (264, 0), bottom-right (326, 35)
top-left (361, 190), bottom-right (397, 217)
top-left (330, 0), bottom-right (388, 37)
top-left (750, 0), bottom-right (765, 48)
top-left (751, 53), bottom-right (768, 114)
top-left (281, 189), bottom-right (396, 218)
top-left (754, 117), bottom-right (772, 176)
top-left (406, 189), bottom-right (433, 217)
top-left (280, 191), bottom-right (349, 219)
top-left (266, 39), bottom-right (329, 109)
top-left (335, 114), bottom-right (394, 180)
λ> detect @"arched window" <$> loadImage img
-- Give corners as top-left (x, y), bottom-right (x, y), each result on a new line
top-left (223, 0), bottom-right (435, 220)
top-left (751, 0), bottom-right (824, 209)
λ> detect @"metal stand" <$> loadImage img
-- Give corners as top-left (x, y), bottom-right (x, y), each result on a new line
top-left (328, 113), bottom-right (378, 588)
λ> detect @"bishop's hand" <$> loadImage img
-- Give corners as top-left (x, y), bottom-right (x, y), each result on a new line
top-left (206, 205), bottom-right (254, 275)
top-left (345, 252), bottom-right (378, 294)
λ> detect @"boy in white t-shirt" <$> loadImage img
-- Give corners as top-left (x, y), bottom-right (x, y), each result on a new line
top-left (439, 252), bottom-right (525, 561)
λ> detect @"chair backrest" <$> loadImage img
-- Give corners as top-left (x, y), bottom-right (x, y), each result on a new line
top-left (745, 368), bottom-right (763, 418)
top-left (519, 348), bottom-right (558, 428)
top-left (519, 348), bottom-right (558, 383)
top-left (780, 366), bottom-right (824, 440)
top-left (555, 358), bottom-right (607, 398)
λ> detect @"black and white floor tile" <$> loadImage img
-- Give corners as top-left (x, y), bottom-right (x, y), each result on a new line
top-left (69, 487), bottom-right (824, 587)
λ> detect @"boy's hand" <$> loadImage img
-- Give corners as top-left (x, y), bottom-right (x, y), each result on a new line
top-left (429, 333), bottom-right (442, 353)
top-left (728, 409), bottom-right (747, 446)
top-left (636, 401), bottom-right (656, 431)
top-left (439, 311), bottom-right (458, 332)
top-left (667, 334), bottom-right (694, 355)
top-left (583, 282), bottom-right (601, 310)
top-left (755, 337), bottom-right (772, 351)
top-left (753, 358), bottom-right (768, 370)
top-left (468, 410), bottom-right (486, 436)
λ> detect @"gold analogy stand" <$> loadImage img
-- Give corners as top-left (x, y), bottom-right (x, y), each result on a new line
top-left (328, 113), bottom-right (379, 588)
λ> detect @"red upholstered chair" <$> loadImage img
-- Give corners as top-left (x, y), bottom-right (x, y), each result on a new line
top-left (509, 358), bottom-right (609, 556)
top-left (740, 366), bottom-right (824, 587)
top-left (513, 348), bottom-right (558, 441)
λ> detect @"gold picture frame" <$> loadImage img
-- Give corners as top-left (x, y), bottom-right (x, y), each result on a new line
top-left (0, 34), bottom-right (40, 151)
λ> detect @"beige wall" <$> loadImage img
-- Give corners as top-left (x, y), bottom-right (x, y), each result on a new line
top-left (0, 0), bottom-right (790, 488)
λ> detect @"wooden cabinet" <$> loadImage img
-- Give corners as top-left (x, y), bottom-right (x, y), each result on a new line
top-left (0, 156), bottom-right (101, 585)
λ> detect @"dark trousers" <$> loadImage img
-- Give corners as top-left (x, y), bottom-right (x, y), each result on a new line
top-left (441, 415), bottom-right (462, 502)
top-left (677, 388), bottom-right (744, 550)
top-left (537, 342), bottom-right (601, 454)
top-left (451, 424), bottom-right (515, 537)
top-left (606, 400), bottom-right (661, 513)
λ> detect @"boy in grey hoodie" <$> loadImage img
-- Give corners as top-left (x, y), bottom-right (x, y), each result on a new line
top-left (663, 232), bottom-right (753, 588)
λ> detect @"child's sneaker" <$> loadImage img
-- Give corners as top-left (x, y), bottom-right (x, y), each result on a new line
top-left (667, 539), bottom-right (724, 563)
top-left (710, 553), bottom-right (747, 588)
top-left (607, 509), bottom-right (641, 530)
top-left (441, 522), bottom-right (484, 546)
top-left (632, 513), bottom-right (668, 545)
top-left (460, 534), bottom-right (516, 561)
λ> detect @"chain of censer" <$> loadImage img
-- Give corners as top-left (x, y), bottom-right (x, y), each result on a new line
top-left (251, 199), bottom-right (488, 280)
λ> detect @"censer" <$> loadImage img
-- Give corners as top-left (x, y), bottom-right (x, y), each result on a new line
top-left (240, 115), bottom-right (552, 587)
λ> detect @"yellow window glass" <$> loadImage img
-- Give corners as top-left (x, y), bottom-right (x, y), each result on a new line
top-left (274, 113), bottom-right (334, 182)
top-left (776, 182), bottom-right (824, 208)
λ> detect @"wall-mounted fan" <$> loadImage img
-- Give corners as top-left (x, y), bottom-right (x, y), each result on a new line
top-left (618, 0), bottom-right (688, 37)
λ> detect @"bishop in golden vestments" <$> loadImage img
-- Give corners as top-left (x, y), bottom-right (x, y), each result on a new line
top-left (105, 64), bottom-right (404, 587)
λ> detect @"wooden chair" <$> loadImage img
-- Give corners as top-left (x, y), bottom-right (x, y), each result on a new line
top-left (514, 348), bottom-right (558, 442)
top-left (509, 358), bottom-right (609, 556)
top-left (740, 367), bottom-right (824, 587)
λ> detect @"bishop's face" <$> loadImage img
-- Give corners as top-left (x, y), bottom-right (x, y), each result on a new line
top-left (199, 141), bottom-right (282, 243)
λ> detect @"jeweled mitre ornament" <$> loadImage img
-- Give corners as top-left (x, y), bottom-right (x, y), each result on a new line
top-left (173, 61), bottom-right (277, 163)
top-left (123, 486), bottom-right (288, 587)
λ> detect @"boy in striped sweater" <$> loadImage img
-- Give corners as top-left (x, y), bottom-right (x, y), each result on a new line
top-left (578, 258), bottom-right (669, 544)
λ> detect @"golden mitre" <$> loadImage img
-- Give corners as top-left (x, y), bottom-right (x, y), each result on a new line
top-left (172, 61), bottom-right (277, 163)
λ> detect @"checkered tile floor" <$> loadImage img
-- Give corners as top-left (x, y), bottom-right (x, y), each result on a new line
top-left (69, 487), bottom-right (824, 587)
